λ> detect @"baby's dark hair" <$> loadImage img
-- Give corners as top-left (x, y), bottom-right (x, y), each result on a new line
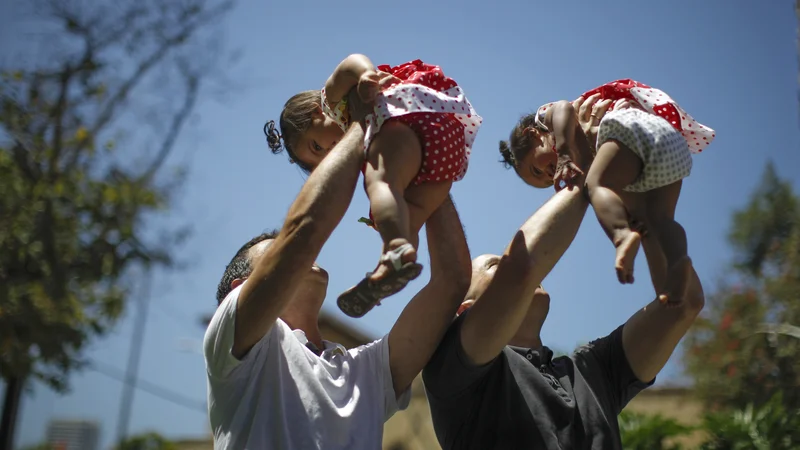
top-left (498, 113), bottom-right (539, 171)
top-left (264, 90), bottom-right (321, 173)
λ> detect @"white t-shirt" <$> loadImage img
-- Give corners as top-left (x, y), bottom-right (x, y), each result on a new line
top-left (203, 285), bottom-right (411, 449)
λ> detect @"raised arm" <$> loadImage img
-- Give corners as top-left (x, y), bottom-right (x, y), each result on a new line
top-left (546, 100), bottom-right (603, 190)
top-left (232, 123), bottom-right (365, 357)
top-left (621, 258), bottom-right (705, 382)
top-left (387, 195), bottom-right (472, 396)
top-left (324, 54), bottom-right (375, 105)
top-left (459, 183), bottom-right (590, 366)
top-left (547, 100), bottom-right (582, 160)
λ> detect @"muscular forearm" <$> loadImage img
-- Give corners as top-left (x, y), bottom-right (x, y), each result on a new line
top-left (325, 54), bottom-right (375, 103)
top-left (622, 266), bottom-right (705, 382)
top-left (461, 184), bottom-right (589, 365)
top-left (388, 196), bottom-right (471, 396)
top-left (428, 196), bottom-right (472, 282)
top-left (516, 181), bottom-right (589, 286)
top-left (281, 123), bottom-right (365, 246)
top-left (233, 123), bottom-right (365, 357)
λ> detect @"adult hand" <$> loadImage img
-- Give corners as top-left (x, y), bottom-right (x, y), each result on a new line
top-left (573, 93), bottom-right (613, 147)
top-left (554, 153), bottom-right (584, 192)
top-left (614, 98), bottom-right (639, 111)
top-left (348, 71), bottom-right (400, 124)
top-left (347, 88), bottom-right (373, 124)
top-left (356, 70), bottom-right (401, 103)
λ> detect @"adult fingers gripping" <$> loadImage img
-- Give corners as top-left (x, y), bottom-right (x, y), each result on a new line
top-left (580, 93), bottom-right (602, 122)
top-left (594, 99), bottom-right (613, 119)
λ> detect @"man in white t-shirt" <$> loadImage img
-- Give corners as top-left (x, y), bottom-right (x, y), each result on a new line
top-left (203, 120), bottom-right (471, 449)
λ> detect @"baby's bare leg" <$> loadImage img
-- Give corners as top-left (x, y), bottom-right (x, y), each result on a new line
top-left (585, 140), bottom-right (644, 284)
top-left (619, 191), bottom-right (668, 294)
top-left (645, 181), bottom-right (690, 305)
top-left (640, 233), bottom-right (669, 296)
top-left (364, 121), bottom-right (423, 280)
top-left (403, 181), bottom-right (453, 249)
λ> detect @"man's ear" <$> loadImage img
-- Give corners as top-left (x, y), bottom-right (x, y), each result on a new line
top-left (457, 299), bottom-right (476, 316)
top-left (230, 278), bottom-right (246, 291)
top-left (524, 126), bottom-right (541, 140)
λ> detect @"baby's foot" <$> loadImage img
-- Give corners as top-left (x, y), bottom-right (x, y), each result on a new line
top-left (337, 240), bottom-right (423, 318)
top-left (659, 256), bottom-right (693, 307)
top-left (615, 232), bottom-right (641, 284)
top-left (369, 239), bottom-right (418, 284)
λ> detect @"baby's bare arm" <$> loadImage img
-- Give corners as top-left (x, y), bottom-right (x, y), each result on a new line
top-left (324, 54), bottom-right (375, 104)
top-left (544, 101), bottom-right (594, 166)
top-left (544, 101), bottom-right (593, 190)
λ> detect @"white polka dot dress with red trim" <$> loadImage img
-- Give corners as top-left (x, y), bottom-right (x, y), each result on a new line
top-left (582, 79), bottom-right (715, 153)
top-left (537, 79), bottom-right (715, 193)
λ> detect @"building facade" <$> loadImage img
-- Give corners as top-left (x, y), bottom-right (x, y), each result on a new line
top-left (45, 419), bottom-right (100, 450)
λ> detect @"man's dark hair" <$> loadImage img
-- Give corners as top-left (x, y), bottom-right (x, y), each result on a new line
top-left (216, 230), bottom-right (280, 304)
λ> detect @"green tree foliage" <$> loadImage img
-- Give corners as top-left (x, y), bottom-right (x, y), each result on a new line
top-left (20, 444), bottom-right (53, 450)
top-left (0, 0), bottom-right (234, 391)
top-left (619, 394), bottom-right (800, 450)
top-left (116, 432), bottom-right (177, 450)
top-left (618, 410), bottom-right (693, 450)
top-left (701, 393), bottom-right (800, 450)
top-left (684, 162), bottom-right (800, 411)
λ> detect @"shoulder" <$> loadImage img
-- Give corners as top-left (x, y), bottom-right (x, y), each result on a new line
top-left (348, 335), bottom-right (387, 361)
top-left (431, 311), bottom-right (469, 359)
top-left (204, 285), bottom-right (293, 379)
top-left (205, 285), bottom-right (291, 344)
top-left (570, 325), bottom-right (626, 374)
top-left (321, 87), bottom-right (350, 128)
top-left (534, 102), bottom-right (556, 132)
top-left (423, 311), bottom-right (497, 389)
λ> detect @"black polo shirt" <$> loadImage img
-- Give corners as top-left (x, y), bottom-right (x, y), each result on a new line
top-left (422, 311), bottom-right (653, 449)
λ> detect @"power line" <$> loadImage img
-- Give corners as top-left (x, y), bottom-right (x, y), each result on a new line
top-left (151, 298), bottom-right (202, 335)
top-left (88, 360), bottom-right (207, 414)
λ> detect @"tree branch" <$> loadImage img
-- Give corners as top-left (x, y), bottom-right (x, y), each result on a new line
top-left (140, 68), bottom-right (199, 182)
top-left (48, 67), bottom-right (73, 179)
top-left (88, 0), bottom-right (233, 138)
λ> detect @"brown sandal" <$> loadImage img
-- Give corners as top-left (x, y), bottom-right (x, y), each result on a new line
top-left (337, 243), bottom-right (423, 318)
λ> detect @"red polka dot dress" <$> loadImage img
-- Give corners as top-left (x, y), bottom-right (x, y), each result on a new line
top-left (365, 60), bottom-right (482, 184)
top-left (323, 60), bottom-right (482, 185)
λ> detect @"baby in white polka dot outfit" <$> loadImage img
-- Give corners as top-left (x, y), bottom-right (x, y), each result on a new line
top-left (500, 80), bottom-right (715, 306)
top-left (264, 54), bottom-right (482, 318)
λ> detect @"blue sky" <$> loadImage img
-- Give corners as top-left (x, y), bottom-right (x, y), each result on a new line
top-left (4, 0), bottom-right (800, 448)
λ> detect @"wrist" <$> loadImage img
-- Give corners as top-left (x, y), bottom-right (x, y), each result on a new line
top-left (345, 121), bottom-right (366, 140)
top-left (356, 69), bottom-right (376, 86)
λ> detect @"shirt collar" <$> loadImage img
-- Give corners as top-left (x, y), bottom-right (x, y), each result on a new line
top-left (510, 345), bottom-right (554, 367)
top-left (292, 329), bottom-right (346, 357)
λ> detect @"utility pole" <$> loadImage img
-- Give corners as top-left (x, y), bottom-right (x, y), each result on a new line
top-left (0, 375), bottom-right (24, 450)
top-left (115, 271), bottom-right (153, 446)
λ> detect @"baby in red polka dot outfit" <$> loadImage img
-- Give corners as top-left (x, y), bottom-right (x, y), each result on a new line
top-left (264, 54), bottom-right (482, 318)
top-left (500, 80), bottom-right (715, 306)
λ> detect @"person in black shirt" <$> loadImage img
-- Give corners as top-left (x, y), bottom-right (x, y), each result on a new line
top-left (423, 96), bottom-right (705, 450)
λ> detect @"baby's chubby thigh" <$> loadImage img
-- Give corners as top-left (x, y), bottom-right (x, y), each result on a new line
top-left (404, 181), bottom-right (453, 235)
top-left (364, 119), bottom-right (423, 187)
